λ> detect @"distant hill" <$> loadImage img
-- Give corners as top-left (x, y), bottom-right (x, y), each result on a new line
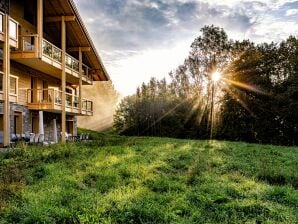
top-left (77, 81), bottom-right (120, 131)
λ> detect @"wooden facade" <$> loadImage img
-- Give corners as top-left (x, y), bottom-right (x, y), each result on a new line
top-left (0, 0), bottom-right (109, 146)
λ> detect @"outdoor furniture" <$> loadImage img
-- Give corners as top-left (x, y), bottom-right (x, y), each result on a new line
top-left (85, 133), bottom-right (90, 141)
top-left (11, 133), bottom-right (18, 143)
top-left (16, 134), bottom-right (22, 141)
top-left (34, 133), bottom-right (40, 144)
top-left (61, 132), bottom-right (70, 142)
top-left (38, 134), bottom-right (49, 146)
top-left (29, 133), bottom-right (35, 144)
top-left (23, 132), bottom-right (30, 143)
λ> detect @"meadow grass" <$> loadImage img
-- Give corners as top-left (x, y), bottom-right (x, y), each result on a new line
top-left (0, 132), bottom-right (297, 223)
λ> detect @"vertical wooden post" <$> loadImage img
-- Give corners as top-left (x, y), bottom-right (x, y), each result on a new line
top-left (61, 16), bottom-right (66, 143)
top-left (3, 14), bottom-right (10, 147)
top-left (79, 47), bottom-right (82, 114)
top-left (37, 0), bottom-right (43, 58)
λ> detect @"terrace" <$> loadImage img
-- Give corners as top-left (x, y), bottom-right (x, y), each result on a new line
top-left (26, 88), bottom-right (93, 116)
top-left (11, 35), bottom-right (93, 85)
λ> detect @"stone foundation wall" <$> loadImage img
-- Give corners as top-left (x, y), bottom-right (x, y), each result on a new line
top-left (0, 102), bottom-right (77, 142)
top-left (10, 104), bottom-right (31, 134)
top-left (0, 102), bottom-right (31, 134)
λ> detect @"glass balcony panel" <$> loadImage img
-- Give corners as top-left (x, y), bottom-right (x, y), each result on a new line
top-left (65, 55), bottom-right (72, 68)
top-left (73, 60), bottom-right (79, 72)
top-left (52, 47), bottom-right (62, 62)
top-left (43, 40), bottom-right (52, 58)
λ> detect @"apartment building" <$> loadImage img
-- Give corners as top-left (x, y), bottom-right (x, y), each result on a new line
top-left (0, 0), bottom-right (109, 146)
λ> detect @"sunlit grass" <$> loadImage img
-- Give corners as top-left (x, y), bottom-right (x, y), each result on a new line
top-left (0, 133), bottom-right (297, 223)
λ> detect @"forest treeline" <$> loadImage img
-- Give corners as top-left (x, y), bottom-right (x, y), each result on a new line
top-left (114, 25), bottom-right (298, 146)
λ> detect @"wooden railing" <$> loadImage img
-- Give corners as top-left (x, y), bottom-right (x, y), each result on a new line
top-left (19, 34), bottom-right (39, 52)
top-left (16, 35), bottom-right (93, 82)
top-left (26, 88), bottom-right (93, 115)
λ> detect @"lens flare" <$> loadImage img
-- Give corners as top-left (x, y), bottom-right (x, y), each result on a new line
top-left (211, 71), bottom-right (222, 82)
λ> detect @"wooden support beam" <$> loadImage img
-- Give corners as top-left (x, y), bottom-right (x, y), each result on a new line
top-left (3, 15), bottom-right (10, 147)
top-left (61, 16), bottom-right (66, 144)
top-left (37, 0), bottom-right (43, 58)
top-left (79, 48), bottom-right (83, 114)
top-left (45, 16), bottom-right (75, 23)
top-left (67, 47), bottom-right (91, 52)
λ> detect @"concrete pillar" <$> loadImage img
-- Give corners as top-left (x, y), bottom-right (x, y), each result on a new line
top-left (53, 118), bottom-right (58, 143)
top-left (38, 111), bottom-right (44, 134)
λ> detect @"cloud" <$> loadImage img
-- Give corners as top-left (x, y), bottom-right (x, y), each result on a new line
top-left (285, 8), bottom-right (298, 16)
top-left (74, 0), bottom-right (298, 95)
top-left (75, 0), bottom-right (255, 53)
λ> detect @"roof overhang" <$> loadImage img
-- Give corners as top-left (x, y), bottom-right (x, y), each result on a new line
top-left (44, 0), bottom-right (110, 81)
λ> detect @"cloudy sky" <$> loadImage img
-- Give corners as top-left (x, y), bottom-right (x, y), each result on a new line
top-left (74, 0), bottom-right (298, 96)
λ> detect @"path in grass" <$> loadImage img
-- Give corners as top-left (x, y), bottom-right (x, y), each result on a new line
top-left (0, 134), bottom-right (297, 223)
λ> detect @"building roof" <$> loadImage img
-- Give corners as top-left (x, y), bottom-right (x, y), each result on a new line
top-left (44, 0), bottom-right (110, 81)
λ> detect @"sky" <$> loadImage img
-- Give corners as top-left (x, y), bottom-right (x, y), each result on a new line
top-left (74, 0), bottom-right (298, 96)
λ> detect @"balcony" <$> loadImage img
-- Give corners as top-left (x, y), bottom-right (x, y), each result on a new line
top-left (26, 88), bottom-right (93, 116)
top-left (0, 12), bottom-right (19, 48)
top-left (11, 35), bottom-right (93, 85)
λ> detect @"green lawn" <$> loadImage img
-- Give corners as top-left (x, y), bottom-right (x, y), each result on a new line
top-left (0, 133), bottom-right (297, 223)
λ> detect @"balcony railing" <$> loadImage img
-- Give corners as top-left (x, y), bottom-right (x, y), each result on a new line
top-left (26, 88), bottom-right (93, 115)
top-left (42, 39), bottom-right (92, 82)
top-left (15, 35), bottom-right (93, 83)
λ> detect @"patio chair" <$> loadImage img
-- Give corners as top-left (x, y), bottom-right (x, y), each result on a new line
top-left (29, 133), bottom-right (35, 144)
top-left (11, 133), bottom-right (18, 143)
top-left (68, 133), bottom-right (73, 142)
top-left (34, 133), bottom-right (40, 144)
top-left (38, 134), bottom-right (49, 146)
top-left (16, 134), bottom-right (22, 141)
top-left (61, 132), bottom-right (71, 142)
top-left (24, 132), bottom-right (30, 143)
top-left (85, 133), bottom-right (90, 142)
top-left (78, 133), bottom-right (85, 142)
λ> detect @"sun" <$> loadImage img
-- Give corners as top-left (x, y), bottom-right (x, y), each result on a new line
top-left (211, 71), bottom-right (222, 82)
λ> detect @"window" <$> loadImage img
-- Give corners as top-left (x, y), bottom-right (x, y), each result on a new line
top-left (0, 74), bottom-right (18, 94)
top-left (0, 72), bottom-right (3, 91)
top-left (9, 20), bottom-right (17, 39)
top-left (0, 13), bottom-right (3, 33)
top-left (10, 76), bottom-right (17, 95)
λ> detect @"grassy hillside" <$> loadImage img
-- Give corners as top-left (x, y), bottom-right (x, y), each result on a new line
top-left (0, 133), bottom-right (297, 223)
